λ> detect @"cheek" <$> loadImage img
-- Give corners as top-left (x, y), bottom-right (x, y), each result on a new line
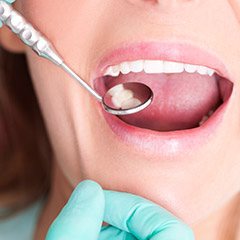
top-left (228, 0), bottom-right (240, 22)
top-left (20, 0), bottom-right (110, 79)
top-left (20, 0), bottom-right (81, 41)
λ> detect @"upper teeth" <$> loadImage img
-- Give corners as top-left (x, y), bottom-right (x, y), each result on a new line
top-left (104, 60), bottom-right (215, 77)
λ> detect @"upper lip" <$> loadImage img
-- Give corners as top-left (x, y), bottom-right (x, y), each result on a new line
top-left (91, 41), bottom-right (232, 85)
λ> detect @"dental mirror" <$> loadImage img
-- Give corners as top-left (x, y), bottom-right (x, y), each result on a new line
top-left (0, 1), bottom-right (153, 115)
top-left (103, 82), bottom-right (153, 115)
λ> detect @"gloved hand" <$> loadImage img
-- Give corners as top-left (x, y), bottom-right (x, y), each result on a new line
top-left (0, 0), bottom-right (15, 27)
top-left (46, 180), bottom-right (195, 240)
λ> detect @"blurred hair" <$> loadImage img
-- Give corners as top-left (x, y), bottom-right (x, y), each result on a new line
top-left (0, 47), bottom-right (52, 217)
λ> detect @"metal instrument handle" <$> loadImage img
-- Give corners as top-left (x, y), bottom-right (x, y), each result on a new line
top-left (0, 1), bottom-right (102, 101)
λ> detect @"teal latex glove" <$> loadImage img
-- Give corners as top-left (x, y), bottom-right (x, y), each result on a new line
top-left (46, 180), bottom-right (195, 240)
top-left (0, 0), bottom-right (16, 27)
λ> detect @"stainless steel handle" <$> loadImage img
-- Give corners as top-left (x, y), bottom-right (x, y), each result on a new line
top-left (0, 1), bottom-right (102, 101)
top-left (0, 1), bottom-right (63, 65)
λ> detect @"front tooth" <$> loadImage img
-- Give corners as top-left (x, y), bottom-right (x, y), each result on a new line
top-left (120, 62), bottom-right (131, 74)
top-left (197, 65), bottom-right (208, 75)
top-left (144, 60), bottom-right (163, 74)
top-left (184, 64), bottom-right (197, 73)
top-left (163, 61), bottom-right (184, 73)
top-left (129, 60), bottom-right (144, 73)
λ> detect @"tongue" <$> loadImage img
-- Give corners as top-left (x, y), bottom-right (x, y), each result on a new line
top-left (104, 72), bottom-right (221, 131)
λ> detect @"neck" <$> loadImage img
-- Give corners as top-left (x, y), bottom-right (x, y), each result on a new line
top-left (193, 193), bottom-right (240, 240)
top-left (34, 163), bottom-right (240, 240)
top-left (34, 161), bottom-right (74, 240)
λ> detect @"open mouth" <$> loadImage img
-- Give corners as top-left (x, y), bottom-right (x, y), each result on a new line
top-left (94, 59), bottom-right (233, 132)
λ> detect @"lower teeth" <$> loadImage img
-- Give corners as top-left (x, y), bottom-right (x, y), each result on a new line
top-left (198, 109), bottom-right (214, 126)
top-left (199, 116), bottom-right (209, 126)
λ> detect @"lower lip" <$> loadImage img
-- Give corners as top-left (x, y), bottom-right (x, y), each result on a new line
top-left (96, 96), bottom-right (231, 157)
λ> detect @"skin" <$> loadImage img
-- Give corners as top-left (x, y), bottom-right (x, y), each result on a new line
top-left (0, 0), bottom-right (239, 239)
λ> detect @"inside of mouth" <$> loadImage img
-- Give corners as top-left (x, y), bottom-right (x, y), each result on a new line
top-left (95, 71), bottom-right (233, 132)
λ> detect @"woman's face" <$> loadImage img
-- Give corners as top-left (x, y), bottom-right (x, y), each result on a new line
top-left (18, 0), bottom-right (240, 225)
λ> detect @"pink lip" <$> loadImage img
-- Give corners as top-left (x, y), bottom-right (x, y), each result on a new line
top-left (90, 41), bottom-right (234, 157)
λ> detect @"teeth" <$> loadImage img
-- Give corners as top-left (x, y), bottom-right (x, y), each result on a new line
top-left (198, 109), bottom-right (215, 126)
top-left (207, 68), bottom-right (215, 77)
top-left (196, 65), bottom-right (209, 75)
top-left (207, 109), bottom-right (214, 117)
top-left (111, 88), bottom-right (134, 108)
top-left (121, 98), bottom-right (141, 109)
top-left (107, 83), bottom-right (124, 97)
top-left (104, 66), bottom-right (113, 76)
top-left (163, 61), bottom-right (184, 73)
top-left (120, 62), bottom-right (131, 75)
top-left (111, 65), bottom-right (120, 77)
top-left (107, 84), bottom-right (141, 109)
top-left (104, 60), bottom-right (215, 77)
top-left (144, 60), bottom-right (163, 74)
top-left (184, 64), bottom-right (197, 73)
top-left (199, 115), bottom-right (209, 126)
top-left (129, 60), bottom-right (144, 73)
